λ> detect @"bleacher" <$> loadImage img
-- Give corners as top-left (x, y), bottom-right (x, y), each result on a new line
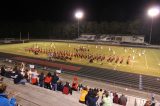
top-left (3, 77), bottom-right (84, 106)
top-left (98, 35), bottom-right (112, 42)
top-left (76, 35), bottom-right (96, 41)
top-left (1, 75), bottom-right (160, 106)
top-left (2, 76), bottom-right (124, 106)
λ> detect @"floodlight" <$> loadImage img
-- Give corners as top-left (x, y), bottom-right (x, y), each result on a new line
top-left (75, 11), bottom-right (83, 19)
top-left (75, 10), bottom-right (84, 38)
top-left (148, 7), bottom-right (160, 17)
top-left (147, 6), bottom-right (160, 44)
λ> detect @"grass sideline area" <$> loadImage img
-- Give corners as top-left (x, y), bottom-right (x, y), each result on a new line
top-left (0, 41), bottom-right (160, 77)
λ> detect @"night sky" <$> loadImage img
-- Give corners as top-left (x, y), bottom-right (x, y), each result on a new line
top-left (0, 0), bottom-right (159, 22)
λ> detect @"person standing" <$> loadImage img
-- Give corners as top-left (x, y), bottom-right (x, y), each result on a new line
top-left (51, 72), bottom-right (59, 91)
top-left (38, 72), bottom-right (45, 87)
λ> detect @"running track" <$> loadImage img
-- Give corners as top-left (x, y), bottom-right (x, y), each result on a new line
top-left (0, 52), bottom-right (160, 94)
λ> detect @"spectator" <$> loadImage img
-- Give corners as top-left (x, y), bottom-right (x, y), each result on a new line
top-left (151, 97), bottom-right (155, 106)
top-left (144, 100), bottom-right (151, 106)
top-left (0, 83), bottom-right (17, 106)
top-left (113, 93), bottom-right (119, 104)
top-left (57, 81), bottom-right (63, 91)
top-left (98, 89), bottom-right (103, 97)
top-left (79, 87), bottom-right (88, 104)
top-left (87, 92), bottom-right (99, 106)
top-left (85, 88), bottom-right (92, 104)
top-left (44, 72), bottom-right (52, 90)
top-left (38, 72), bottom-right (45, 87)
top-left (101, 92), bottom-right (112, 106)
top-left (24, 70), bottom-right (29, 82)
top-left (63, 82), bottom-right (72, 95)
top-left (12, 70), bottom-right (26, 85)
top-left (31, 69), bottom-right (39, 85)
top-left (12, 66), bottom-right (18, 72)
top-left (51, 72), bottom-right (59, 91)
top-left (72, 76), bottom-right (78, 91)
top-left (78, 83), bottom-right (83, 91)
top-left (5, 67), bottom-right (13, 78)
top-left (119, 94), bottom-right (127, 106)
top-left (1, 65), bottom-right (6, 76)
top-left (97, 89), bottom-right (103, 106)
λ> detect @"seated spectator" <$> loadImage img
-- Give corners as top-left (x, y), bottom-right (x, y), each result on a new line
top-left (144, 100), bottom-right (151, 106)
top-left (119, 94), bottom-right (127, 106)
top-left (98, 89), bottom-right (103, 97)
top-left (24, 69), bottom-right (29, 82)
top-left (97, 89), bottom-right (103, 106)
top-left (79, 87), bottom-right (88, 104)
top-left (151, 97), bottom-right (155, 106)
top-left (44, 72), bottom-right (52, 90)
top-left (87, 92), bottom-right (99, 106)
top-left (1, 65), bottom-right (6, 76)
top-left (12, 70), bottom-right (26, 85)
top-left (57, 81), bottom-right (63, 91)
top-left (0, 83), bottom-right (17, 106)
top-left (72, 76), bottom-right (78, 91)
top-left (78, 83), bottom-right (83, 91)
top-left (31, 69), bottom-right (39, 85)
top-left (5, 67), bottom-right (13, 78)
top-left (113, 92), bottom-right (119, 104)
top-left (72, 82), bottom-right (78, 91)
top-left (101, 92), bottom-right (112, 106)
top-left (63, 82), bottom-right (72, 95)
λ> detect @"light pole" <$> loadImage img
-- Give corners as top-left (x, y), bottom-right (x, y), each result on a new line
top-left (75, 11), bottom-right (83, 38)
top-left (147, 7), bottom-right (159, 44)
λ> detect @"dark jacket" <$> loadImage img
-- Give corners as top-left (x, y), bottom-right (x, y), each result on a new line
top-left (1, 67), bottom-right (6, 76)
top-left (87, 95), bottom-right (98, 106)
top-left (13, 72), bottom-right (23, 84)
top-left (52, 75), bottom-right (59, 84)
top-left (38, 74), bottom-right (44, 82)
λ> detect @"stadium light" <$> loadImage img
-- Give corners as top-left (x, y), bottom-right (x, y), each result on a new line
top-left (75, 10), bottom-right (83, 38)
top-left (147, 7), bottom-right (160, 44)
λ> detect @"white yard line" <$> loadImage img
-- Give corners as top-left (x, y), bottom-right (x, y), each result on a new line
top-left (144, 54), bottom-right (148, 70)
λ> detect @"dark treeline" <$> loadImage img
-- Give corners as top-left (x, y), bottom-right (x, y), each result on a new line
top-left (0, 19), bottom-right (159, 44)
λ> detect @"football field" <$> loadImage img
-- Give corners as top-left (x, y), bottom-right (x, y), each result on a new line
top-left (0, 41), bottom-right (160, 77)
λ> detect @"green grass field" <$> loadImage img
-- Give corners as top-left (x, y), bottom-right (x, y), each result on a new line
top-left (0, 41), bottom-right (160, 77)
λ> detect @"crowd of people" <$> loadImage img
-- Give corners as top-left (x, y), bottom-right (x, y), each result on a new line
top-left (0, 62), bottom-right (156, 106)
top-left (25, 45), bottom-right (132, 65)
top-left (79, 87), bottom-right (127, 106)
top-left (0, 63), bottom-right (75, 95)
